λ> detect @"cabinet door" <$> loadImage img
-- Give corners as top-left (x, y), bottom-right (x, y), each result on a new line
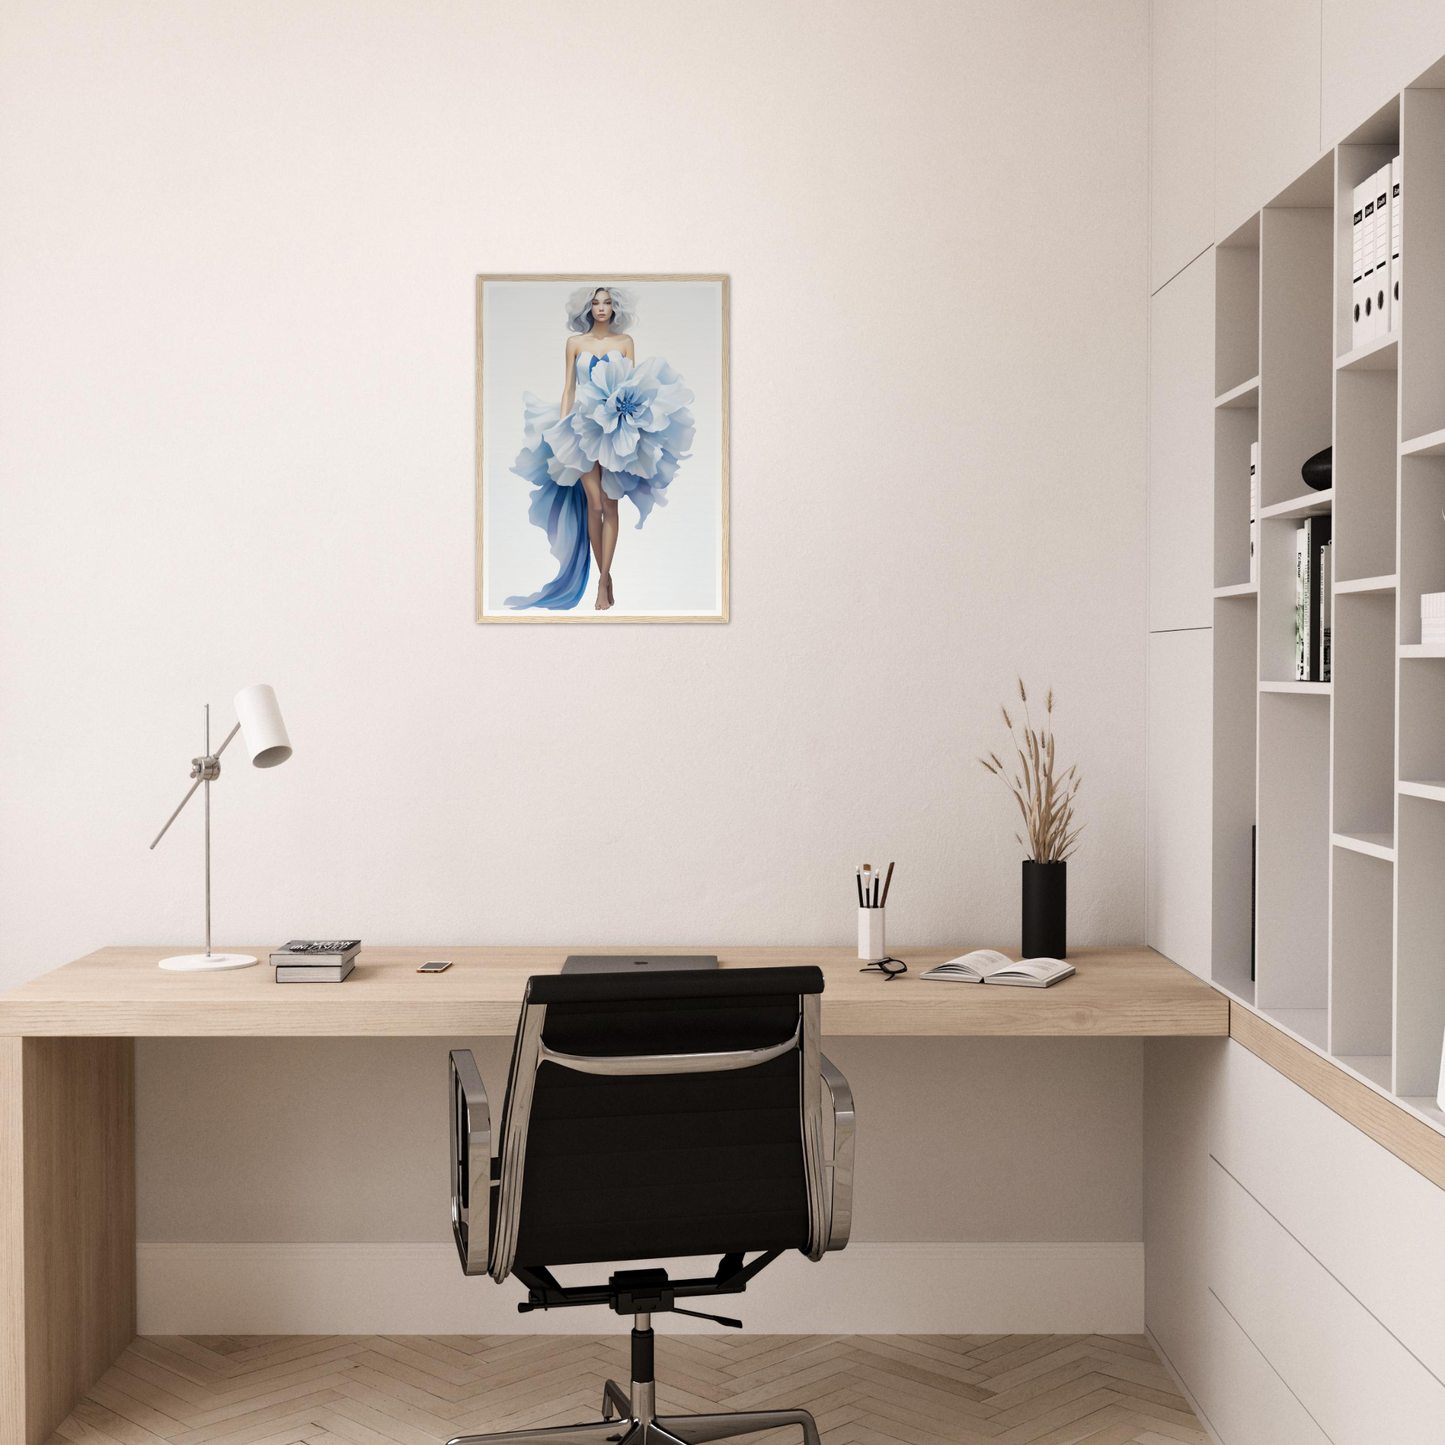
top-left (1323, 0), bottom-right (1445, 145)
top-left (1150, 0), bottom-right (1215, 291)
top-left (1149, 251), bottom-right (1215, 632)
top-left (1215, 0), bottom-right (1322, 237)
top-left (1147, 627), bottom-right (1212, 978)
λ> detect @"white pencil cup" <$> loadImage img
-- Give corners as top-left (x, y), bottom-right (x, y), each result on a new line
top-left (858, 907), bottom-right (886, 962)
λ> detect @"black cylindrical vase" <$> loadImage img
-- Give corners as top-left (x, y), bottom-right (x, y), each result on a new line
top-left (1022, 860), bottom-right (1067, 958)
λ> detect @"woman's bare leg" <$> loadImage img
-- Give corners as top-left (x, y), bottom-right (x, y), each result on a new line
top-left (579, 466), bottom-right (609, 609)
top-left (599, 496), bottom-right (620, 606)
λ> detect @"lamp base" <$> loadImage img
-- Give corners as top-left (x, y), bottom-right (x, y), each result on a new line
top-left (158, 952), bottom-right (258, 972)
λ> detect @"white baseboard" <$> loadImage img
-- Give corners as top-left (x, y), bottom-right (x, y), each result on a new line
top-left (137, 1241), bottom-right (1143, 1335)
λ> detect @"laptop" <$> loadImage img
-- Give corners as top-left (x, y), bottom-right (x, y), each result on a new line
top-left (561, 954), bottom-right (719, 974)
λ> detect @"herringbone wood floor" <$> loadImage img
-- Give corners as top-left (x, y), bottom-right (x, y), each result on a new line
top-left (49, 1334), bottom-right (1209, 1445)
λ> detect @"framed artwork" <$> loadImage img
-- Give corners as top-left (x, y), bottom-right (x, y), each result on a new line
top-left (475, 274), bottom-right (729, 623)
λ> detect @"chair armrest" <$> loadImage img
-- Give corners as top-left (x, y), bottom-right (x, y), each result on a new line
top-left (819, 1052), bottom-right (854, 1251)
top-left (449, 1049), bottom-right (492, 1276)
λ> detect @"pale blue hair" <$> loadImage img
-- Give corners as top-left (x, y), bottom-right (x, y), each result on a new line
top-left (565, 284), bottom-right (637, 334)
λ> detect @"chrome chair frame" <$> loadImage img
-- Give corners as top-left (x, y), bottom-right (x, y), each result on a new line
top-left (446, 985), bottom-right (854, 1445)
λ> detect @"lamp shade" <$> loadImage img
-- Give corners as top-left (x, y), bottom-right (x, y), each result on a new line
top-left (233, 684), bottom-right (292, 768)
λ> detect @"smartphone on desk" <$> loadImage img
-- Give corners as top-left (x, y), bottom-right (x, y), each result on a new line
top-left (417, 959), bottom-right (452, 973)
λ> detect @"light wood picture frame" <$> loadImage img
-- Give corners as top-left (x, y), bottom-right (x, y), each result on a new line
top-left (475, 274), bottom-right (729, 623)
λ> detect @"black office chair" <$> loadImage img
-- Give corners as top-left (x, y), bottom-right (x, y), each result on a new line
top-left (446, 966), bottom-right (855, 1445)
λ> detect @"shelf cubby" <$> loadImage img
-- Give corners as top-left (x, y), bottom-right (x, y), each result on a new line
top-left (1214, 403), bottom-right (1257, 589)
top-left (1334, 369), bottom-right (1397, 581)
top-left (1259, 188), bottom-right (1332, 511)
top-left (1216, 216), bottom-right (1260, 398)
top-left (1332, 591), bottom-right (1396, 837)
top-left (1329, 847), bottom-right (1393, 1066)
top-left (1398, 454), bottom-right (1445, 644)
top-left (1399, 653), bottom-right (1445, 785)
top-left (1211, 593), bottom-right (1259, 1003)
top-left (1396, 795), bottom-right (1445, 1097)
top-left (1255, 692), bottom-right (1330, 1017)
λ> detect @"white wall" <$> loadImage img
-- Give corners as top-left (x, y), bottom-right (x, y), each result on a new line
top-left (0, 0), bottom-right (1149, 984)
top-left (0, 0), bottom-right (1152, 1323)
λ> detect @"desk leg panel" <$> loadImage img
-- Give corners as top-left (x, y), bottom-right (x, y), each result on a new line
top-left (0, 1037), bottom-right (136, 1445)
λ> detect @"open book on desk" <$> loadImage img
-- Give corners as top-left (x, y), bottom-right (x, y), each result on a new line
top-left (920, 950), bottom-right (1074, 988)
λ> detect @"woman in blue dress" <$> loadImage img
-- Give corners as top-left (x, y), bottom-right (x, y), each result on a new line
top-left (505, 285), bottom-right (695, 613)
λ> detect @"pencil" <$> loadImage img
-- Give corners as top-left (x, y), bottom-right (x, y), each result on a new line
top-left (880, 860), bottom-right (895, 907)
top-left (855, 869), bottom-right (865, 907)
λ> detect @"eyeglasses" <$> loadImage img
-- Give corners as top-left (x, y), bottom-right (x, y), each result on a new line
top-left (859, 956), bottom-right (908, 981)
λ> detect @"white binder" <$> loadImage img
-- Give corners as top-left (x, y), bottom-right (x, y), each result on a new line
top-left (1351, 178), bottom-right (1369, 349)
top-left (1391, 154), bottom-right (1402, 333)
top-left (1373, 165), bottom-right (1391, 341)
top-left (1362, 171), bottom-right (1380, 341)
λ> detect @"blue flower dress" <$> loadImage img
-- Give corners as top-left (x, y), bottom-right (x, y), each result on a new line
top-left (504, 350), bottom-right (695, 610)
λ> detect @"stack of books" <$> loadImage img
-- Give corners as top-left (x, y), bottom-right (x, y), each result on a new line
top-left (270, 939), bottom-right (361, 983)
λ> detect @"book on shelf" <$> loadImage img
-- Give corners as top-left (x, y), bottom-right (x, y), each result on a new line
top-left (1295, 526), bottom-right (1308, 679)
top-left (276, 958), bottom-right (355, 984)
top-left (920, 950), bottom-right (1074, 988)
top-left (1320, 538), bottom-right (1332, 682)
top-left (1293, 517), bottom-right (1332, 681)
top-left (1249, 441), bottom-right (1259, 584)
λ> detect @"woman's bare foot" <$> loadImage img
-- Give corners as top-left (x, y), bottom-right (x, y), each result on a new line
top-left (595, 573), bottom-right (613, 611)
top-left (607, 575), bottom-right (615, 608)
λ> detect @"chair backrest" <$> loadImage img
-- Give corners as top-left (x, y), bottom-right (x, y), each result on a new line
top-left (488, 966), bottom-right (828, 1281)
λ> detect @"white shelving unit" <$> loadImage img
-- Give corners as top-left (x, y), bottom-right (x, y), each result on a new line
top-left (1212, 77), bottom-right (1445, 1132)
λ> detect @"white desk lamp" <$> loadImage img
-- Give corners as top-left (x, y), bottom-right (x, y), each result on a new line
top-left (149, 684), bottom-right (292, 972)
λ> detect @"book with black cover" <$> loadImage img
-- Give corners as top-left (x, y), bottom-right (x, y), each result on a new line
top-left (270, 939), bottom-right (361, 966)
top-left (1305, 515), bottom-right (1332, 680)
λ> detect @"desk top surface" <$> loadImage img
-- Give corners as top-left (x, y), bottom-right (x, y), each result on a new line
top-left (0, 944), bottom-right (1227, 1037)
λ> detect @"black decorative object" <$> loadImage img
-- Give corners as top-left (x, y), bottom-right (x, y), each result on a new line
top-left (1022, 860), bottom-right (1067, 959)
top-left (1301, 445), bottom-right (1332, 491)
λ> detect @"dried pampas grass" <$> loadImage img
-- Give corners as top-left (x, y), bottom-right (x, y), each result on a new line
top-left (979, 678), bottom-right (1083, 863)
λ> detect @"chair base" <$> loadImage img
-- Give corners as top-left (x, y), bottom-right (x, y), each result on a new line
top-left (446, 1380), bottom-right (821, 1445)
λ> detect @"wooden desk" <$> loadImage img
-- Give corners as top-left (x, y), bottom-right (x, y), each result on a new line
top-left (0, 944), bottom-right (1223, 1445)
top-left (0, 943), bottom-right (1225, 1037)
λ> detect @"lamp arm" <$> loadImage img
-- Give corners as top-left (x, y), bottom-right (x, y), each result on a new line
top-left (150, 778), bottom-right (203, 850)
top-left (213, 721), bottom-right (242, 759)
top-left (148, 723), bottom-right (241, 850)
